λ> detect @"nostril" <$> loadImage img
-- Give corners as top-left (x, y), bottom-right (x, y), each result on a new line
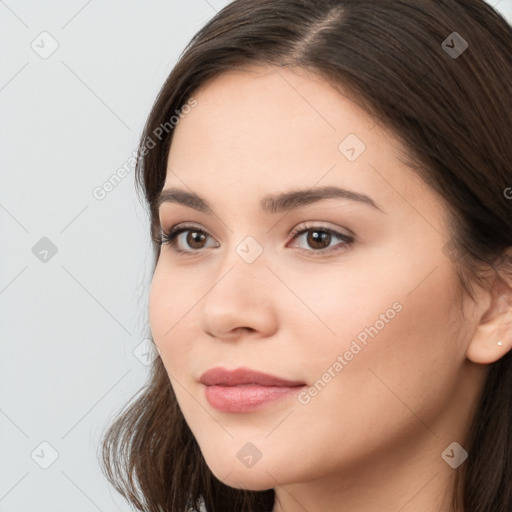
top-left (236, 326), bottom-right (256, 334)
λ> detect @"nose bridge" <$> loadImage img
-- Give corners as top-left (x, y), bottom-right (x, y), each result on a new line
top-left (198, 233), bottom-right (277, 338)
top-left (210, 233), bottom-right (270, 301)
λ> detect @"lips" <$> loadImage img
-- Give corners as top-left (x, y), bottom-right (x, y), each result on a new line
top-left (199, 367), bottom-right (306, 413)
top-left (199, 367), bottom-right (305, 387)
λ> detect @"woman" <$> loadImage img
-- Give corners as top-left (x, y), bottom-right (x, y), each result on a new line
top-left (100, 1), bottom-right (512, 511)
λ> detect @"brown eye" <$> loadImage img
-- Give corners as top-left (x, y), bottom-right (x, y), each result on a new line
top-left (288, 225), bottom-right (354, 255)
top-left (159, 225), bottom-right (218, 254)
top-left (186, 230), bottom-right (208, 249)
top-left (306, 230), bottom-right (332, 250)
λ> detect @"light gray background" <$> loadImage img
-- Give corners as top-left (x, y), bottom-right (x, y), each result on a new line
top-left (1, 1), bottom-right (511, 511)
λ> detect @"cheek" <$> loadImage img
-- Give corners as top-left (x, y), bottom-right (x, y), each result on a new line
top-left (270, 263), bottom-right (463, 476)
top-left (346, 270), bottom-right (460, 412)
top-left (291, 249), bottom-right (463, 407)
top-left (148, 265), bottom-right (170, 344)
top-left (278, 261), bottom-right (403, 362)
top-left (148, 264), bottom-right (196, 363)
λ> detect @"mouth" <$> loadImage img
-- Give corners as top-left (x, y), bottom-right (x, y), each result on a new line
top-left (199, 366), bottom-right (306, 413)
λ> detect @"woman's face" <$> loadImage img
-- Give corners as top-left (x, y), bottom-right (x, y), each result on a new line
top-left (149, 65), bottom-right (488, 494)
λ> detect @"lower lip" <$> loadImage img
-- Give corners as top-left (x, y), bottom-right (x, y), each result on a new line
top-left (203, 384), bottom-right (305, 413)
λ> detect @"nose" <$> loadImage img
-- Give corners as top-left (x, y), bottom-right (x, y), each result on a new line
top-left (197, 249), bottom-right (279, 341)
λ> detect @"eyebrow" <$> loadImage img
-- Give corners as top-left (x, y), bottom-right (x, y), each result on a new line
top-left (156, 185), bottom-right (383, 214)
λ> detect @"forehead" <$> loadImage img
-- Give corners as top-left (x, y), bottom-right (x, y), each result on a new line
top-left (164, 64), bottom-right (434, 217)
top-left (169, 65), bottom-right (386, 162)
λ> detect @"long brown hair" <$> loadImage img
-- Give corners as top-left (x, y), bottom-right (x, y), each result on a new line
top-left (99, 1), bottom-right (512, 510)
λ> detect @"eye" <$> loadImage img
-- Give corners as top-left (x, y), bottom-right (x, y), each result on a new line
top-left (159, 224), bottom-right (219, 254)
top-left (158, 222), bottom-right (354, 257)
top-left (287, 223), bottom-right (354, 255)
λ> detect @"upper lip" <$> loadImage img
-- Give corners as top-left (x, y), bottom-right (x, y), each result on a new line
top-left (199, 367), bottom-right (306, 387)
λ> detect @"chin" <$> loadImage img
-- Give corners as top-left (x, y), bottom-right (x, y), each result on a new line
top-left (199, 447), bottom-right (283, 491)
top-left (211, 466), bottom-right (277, 492)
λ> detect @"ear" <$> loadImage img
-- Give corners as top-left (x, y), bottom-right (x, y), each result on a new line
top-left (466, 258), bottom-right (512, 365)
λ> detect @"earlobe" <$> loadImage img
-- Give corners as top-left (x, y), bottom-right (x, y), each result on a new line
top-left (466, 332), bottom-right (511, 364)
top-left (466, 275), bottom-right (512, 364)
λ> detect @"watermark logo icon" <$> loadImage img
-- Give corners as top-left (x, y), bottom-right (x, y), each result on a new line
top-left (441, 441), bottom-right (468, 469)
top-left (31, 31), bottom-right (59, 59)
top-left (442, 32), bottom-right (468, 59)
top-left (338, 133), bottom-right (366, 162)
top-left (31, 441), bottom-right (59, 469)
top-left (237, 442), bottom-right (263, 468)
top-left (32, 237), bottom-right (58, 263)
top-left (236, 236), bottom-right (264, 264)
top-left (133, 338), bottom-right (159, 366)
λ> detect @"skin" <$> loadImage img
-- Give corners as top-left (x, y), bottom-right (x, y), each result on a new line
top-left (148, 64), bottom-right (512, 512)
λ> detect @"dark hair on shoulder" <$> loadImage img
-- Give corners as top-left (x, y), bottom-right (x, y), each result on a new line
top-left (99, 1), bottom-right (512, 511)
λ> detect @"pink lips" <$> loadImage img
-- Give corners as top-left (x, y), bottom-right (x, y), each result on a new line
top-left (199, 367), bottom-right (306, 413)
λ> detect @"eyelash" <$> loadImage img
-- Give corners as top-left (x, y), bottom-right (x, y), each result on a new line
top-left (158, 222), bottom-right (354, 257)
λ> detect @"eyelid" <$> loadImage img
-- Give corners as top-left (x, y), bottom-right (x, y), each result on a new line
top-left (288, 221), bottom-right (353, 238)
